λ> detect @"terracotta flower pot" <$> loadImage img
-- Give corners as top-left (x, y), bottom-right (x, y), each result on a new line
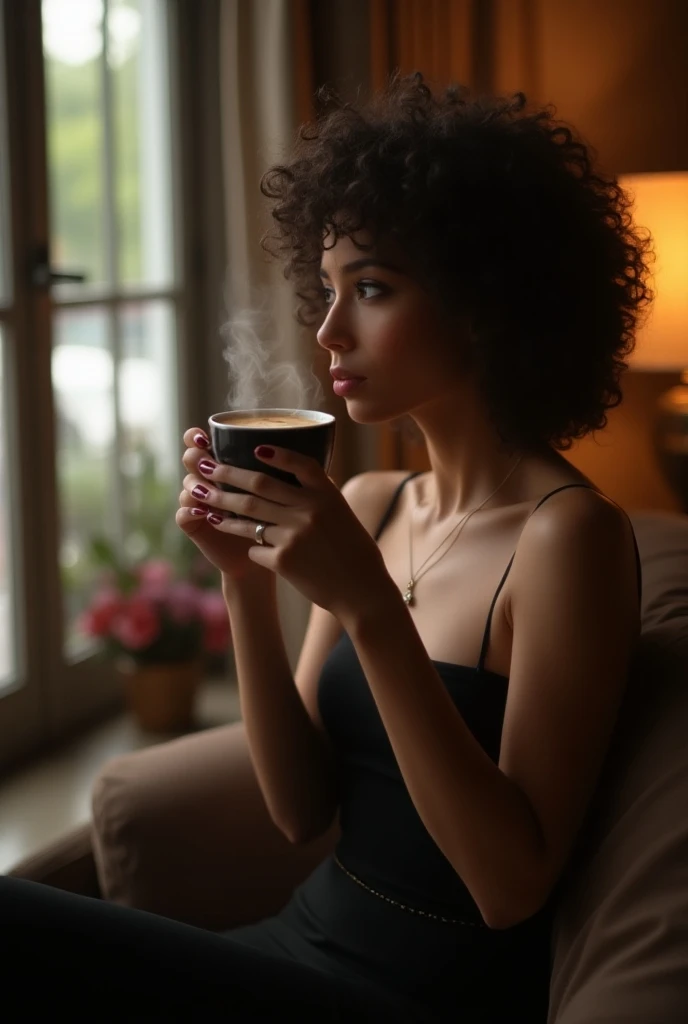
top-left (118, 658), bottom-right (203, 732)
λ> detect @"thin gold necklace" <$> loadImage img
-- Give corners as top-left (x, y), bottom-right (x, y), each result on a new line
top-left (403, 456), bottom-right (523, 606)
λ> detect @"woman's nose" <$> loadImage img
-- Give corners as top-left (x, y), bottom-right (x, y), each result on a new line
top-left (316, 304), bottom-right (355, 353)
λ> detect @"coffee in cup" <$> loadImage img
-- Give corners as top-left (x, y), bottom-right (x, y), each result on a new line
top-left (216, 412), bottom-right (319, 430)
top-left (207, 409), bottom-right (336, 503)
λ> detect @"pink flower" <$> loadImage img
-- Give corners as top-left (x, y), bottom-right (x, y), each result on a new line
top-left (198, 590), bottom-right (231, 653)
top-left (136, 580), bottom-right (168, 603)
top-left (190, 553), bottom-right (214, 583)
top-left (112, 597), bottom-right (161, 651)
top-left (204, 621), bottom-right (230, 654)
top-left (137, 559), bottom-right (174, 587)
top-left (166, 582), bottom-right (202, 624)
top-left (79, 586), bottom-right (123, 637)
top-left (198, 589), bottom-right (228, 623)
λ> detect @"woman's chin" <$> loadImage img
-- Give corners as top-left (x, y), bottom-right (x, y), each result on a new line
top-left (345, 407), bottom-right (400, 427)
top-left (342, 396), bottom-right (410, 427)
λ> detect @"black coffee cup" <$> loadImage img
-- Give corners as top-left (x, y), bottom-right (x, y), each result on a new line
top-left (207, 409), bottom-right (336, 501)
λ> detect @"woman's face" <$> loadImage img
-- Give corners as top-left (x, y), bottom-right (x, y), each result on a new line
top-left (317, 231), bottom-right (468, 425)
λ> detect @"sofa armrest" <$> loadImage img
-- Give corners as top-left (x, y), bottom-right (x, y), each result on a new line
top-left (91, 721), bottom-right (339, 931)
top-left (5, 821), bottom-right (101, 898)
top-left (549, 625), bottom-right (688, 1023)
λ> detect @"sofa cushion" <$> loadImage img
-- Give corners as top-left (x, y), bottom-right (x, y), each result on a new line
top-left (631, 511), bottom-right (688, 627)
top-left (6, 821), bottom-right (100, 897)
top-left (91, 722), bottom-right (337, 929)
top-left (549, 511), bottom-right (688, 1024)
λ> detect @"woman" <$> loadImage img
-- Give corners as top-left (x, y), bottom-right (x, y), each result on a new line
top-left (1, 75), bottom-right (649, 1020)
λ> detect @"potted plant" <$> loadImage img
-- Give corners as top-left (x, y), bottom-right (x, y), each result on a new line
top-left (78, 538), bottom-right (231, 732)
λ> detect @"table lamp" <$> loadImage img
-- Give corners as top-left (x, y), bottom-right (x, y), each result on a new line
top-left (620, 171), bottom-right (688, 510)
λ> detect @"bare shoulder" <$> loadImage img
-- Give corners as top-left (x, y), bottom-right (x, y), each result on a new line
top-left (340, 470), bottom-right (412, 536)
top-left (497, 485), bottom-right (640, 913)
top-left (520, 485), bottom-right (634, 552)
top-left (511, 484), bottom-right (639, 614)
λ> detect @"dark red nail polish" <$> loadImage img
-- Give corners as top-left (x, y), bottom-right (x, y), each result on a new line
top-left (255, 445), bottom-right (275, 459)
top-left (192, 484), bottom-right (209, 499)
top-left (207, 513), bottom-right (223, 526)
top-left (198, 459), bottom-right (216, 475)
top-left (193, 433), bottom-right (210, 448)
top-left (190, 506), bottom-right (208, 516)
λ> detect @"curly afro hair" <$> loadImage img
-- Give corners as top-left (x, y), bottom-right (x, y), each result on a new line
top-left (260, 72), bottom-right (653, 451)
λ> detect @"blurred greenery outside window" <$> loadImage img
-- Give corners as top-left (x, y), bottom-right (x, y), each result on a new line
top-left (43, 0), bottom-right (181, 659)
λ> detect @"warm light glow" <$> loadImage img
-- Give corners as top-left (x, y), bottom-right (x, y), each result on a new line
top-left (620, 172), bottom-right (688, 371)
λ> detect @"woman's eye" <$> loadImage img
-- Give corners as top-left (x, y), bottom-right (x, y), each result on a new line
top-left (321, 280), bottom-right (386, 306)
top-left (356, 280), bottom-right (386, 300)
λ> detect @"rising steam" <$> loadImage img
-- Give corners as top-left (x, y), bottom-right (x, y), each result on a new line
top-left (220, 297), bottom-right (324, 412)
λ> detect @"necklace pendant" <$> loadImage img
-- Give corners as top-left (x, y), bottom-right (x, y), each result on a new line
top-left (403, 581), bottom-right (416, 606)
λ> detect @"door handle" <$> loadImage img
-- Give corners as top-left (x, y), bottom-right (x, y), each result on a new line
top-left (30, 244), bottom-right (87, 289)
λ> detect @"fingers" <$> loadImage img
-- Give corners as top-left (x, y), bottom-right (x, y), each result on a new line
top-left (176, 504), bottom-right (210, 535)
top-left (181, 428), bottom-right (289, 525)
top-left (191, 459), bottom-right (296, 506)
top-left (176, 430), bottom-right (216, 539)
top-left (183, 427), bottom-right (212, 450)
top-left (181, 472), bottom-right (285, 525)
top-left (181, 432), bottom-right (329, 520)
top-left (181, 430), bottom-right (213, 481)
top-left (178, 489), bottom-right (209, 511)
top-left (253, 444), bottom-right (326, 489)
top-left (176, 488), bottom-right (210, 537)
top-left (182, 428), bottom-right (213, 474)
top-left (204, 513), bottom-right (285, 548)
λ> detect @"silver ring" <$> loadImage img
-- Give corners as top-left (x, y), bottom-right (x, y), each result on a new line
top-left (255, 522), bottom-right (268, 546)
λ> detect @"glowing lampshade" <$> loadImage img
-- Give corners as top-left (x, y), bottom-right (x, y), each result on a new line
top-left (620, 172), bottom-right (688, 371)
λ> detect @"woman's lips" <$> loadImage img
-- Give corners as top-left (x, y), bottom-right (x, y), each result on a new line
top-left (332, 377), bottom-right (366, 396)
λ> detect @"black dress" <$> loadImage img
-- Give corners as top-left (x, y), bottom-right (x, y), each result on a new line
top-left (0, 478), bottom-right (640, 1021)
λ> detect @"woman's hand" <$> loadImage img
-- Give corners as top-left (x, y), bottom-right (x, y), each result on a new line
top-left (179, 438), bottom-right (392, 621)
top-left (176, 428), bottom-right (271, 583)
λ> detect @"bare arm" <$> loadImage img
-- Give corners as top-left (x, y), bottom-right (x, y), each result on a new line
top-left (226, 471), bottom-right (400, 844)
top-left (223, 572), bottom-right (340, 844)
top-left (339, 489), bottom-right (640, 928)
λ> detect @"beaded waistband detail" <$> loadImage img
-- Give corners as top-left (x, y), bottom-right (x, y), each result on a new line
top-left (333, 853), bottom-right (485, 927)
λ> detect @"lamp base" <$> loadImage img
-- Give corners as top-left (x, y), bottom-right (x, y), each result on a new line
top-left (655, 373), bottom-right (688, 512)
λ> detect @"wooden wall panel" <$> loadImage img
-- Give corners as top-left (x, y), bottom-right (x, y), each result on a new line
top-left (365, 0), bottom-right (687, 511)
top-left (373, 0), bottom-right (473, 85)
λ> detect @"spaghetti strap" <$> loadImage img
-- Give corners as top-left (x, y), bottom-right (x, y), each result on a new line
top-left (373, 472), bottom-right (424, 542)
top-left (476, 483), bottom-right (642, 673)
top-left (372, 473), bottom-right (642, 676)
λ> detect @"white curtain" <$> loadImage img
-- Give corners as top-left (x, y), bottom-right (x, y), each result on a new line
top-left (219, 0), bottom-right (312, 666)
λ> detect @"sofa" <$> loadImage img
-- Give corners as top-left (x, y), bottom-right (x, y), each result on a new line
top-left (7, 510), bottom-right (688, 1023)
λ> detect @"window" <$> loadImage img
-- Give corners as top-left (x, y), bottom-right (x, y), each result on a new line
top-left (43, 0), bottom-right (182, 659)
top-left (0, 0), bottom-right (204, 768)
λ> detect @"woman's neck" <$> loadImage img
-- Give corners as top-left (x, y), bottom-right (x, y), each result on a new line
top-left (409, 398), bottom-right (546, 522)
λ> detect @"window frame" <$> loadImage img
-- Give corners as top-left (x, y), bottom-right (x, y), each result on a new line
top-left (0, 0), bottom-right (220, 771)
